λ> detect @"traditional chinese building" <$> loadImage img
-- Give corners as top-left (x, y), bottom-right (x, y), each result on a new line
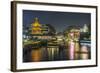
top-left (31, 17), bottom-right (42, 35)
top-left (30, 17), bottom-right (52, 40)
top-left (64, 27), bottom-right (80, 60)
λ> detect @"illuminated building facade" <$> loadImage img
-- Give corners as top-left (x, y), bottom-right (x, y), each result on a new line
top-left (31, 18), bottom-right (42, 35)
top-left (80, 24), bottom-right (89, 33)
top-left (65, 28), bottom-right (80, 60)
top-left (30, 18), bottom-right (52, 40)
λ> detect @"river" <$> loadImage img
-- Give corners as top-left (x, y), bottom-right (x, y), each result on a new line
top-left (23, 41), bottom-right (91, 62)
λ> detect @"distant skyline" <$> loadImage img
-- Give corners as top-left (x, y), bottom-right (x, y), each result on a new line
top-left (23, 10), bottom-right (91, 32)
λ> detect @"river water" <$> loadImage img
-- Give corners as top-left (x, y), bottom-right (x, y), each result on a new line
top-left (23, 41), bottom-right (91, 62)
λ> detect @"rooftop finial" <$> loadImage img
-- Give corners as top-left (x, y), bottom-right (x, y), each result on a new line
top-left (34, 17), bottom-right (39, 23)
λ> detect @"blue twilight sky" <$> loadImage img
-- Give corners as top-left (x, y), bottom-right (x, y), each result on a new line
top-left (23, 10), bottom-right (91, 32)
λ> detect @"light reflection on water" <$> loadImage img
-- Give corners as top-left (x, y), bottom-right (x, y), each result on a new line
top-left (23, 42), bottom-right (91, 62)
top-left (31, 49), bottom-right (42, 62)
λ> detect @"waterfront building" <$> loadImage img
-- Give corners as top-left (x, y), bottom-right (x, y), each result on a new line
top-left (80, 24), bottom-right (89, 33)
top-left (30, 18), bottom-right (53, 40)
top-left (64, 26), bottom-right (80, 60)
top-left (31, 17), bottom-right (42, 35)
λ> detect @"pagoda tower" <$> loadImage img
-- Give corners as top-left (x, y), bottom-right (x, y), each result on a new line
top-left (31, 17), bottom-right (42, 35)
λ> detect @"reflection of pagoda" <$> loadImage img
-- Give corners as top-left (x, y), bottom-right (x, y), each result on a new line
top-left (31, 17), bottom-right (42, 35)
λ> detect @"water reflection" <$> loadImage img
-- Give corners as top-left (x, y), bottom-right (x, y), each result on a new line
top-left (80, 45), bottom-right (90, 59)
top-left (23, 41), bottom-right (91, 62)
top-left (68, 40), bottom-right (75, 60)
top-left (31, 49), bottom-right (42, 62)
